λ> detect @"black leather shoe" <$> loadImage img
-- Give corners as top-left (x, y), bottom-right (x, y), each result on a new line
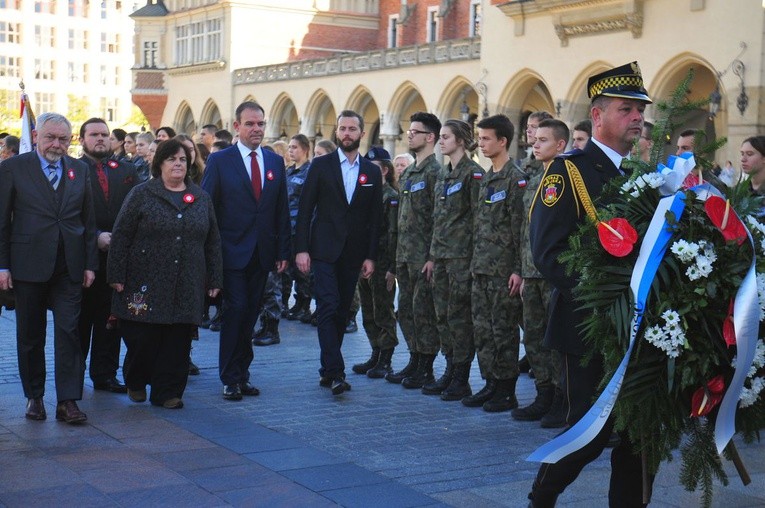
top-left (223, 384), bottom-right (242, 401)
top-left (93, 377), bottom-right (128, 393)
top-left (188, 358), bottom-right (200, 376)
top-left (319, 376), bottom-right (332, 387)
top-left (241, 382), bottom-right (260, 396)
top-left (55, 400), bottom-right (87, 424)
top-left (344, 319), bottom-right (358, 333)
top-left (331, 379), bottom-right (351, 395)
top-left (25, 397), bottom-right (46, 421)
top-left (253, 335), bottom-right (281, 346)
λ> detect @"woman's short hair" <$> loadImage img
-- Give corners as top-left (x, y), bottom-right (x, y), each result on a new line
top-left (743, 135), bottom-right (765, 157)
top-left (150, 138), bottom-right (191, 179)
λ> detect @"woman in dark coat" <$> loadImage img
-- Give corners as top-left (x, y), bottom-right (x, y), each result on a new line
top-left (108, 138), bottom-right (223, 408)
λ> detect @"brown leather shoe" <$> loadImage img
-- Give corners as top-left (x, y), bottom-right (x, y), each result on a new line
top-left (25, 397), bottom-right (46, 421)
top-left (55, 400), bottom-right (87, 424)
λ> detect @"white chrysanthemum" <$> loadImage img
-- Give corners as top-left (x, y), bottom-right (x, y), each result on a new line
top-left (642, 173), bottom-right (665, 188)
top-left (621, 180), bottom-right (635, 194)
top-left (630, 190), bottom-right (640, 198)
top-left (662, 309), bottom-right (680, 326)
top-left (686, 265), bottom-right (701, 281)
top-left (757, 273), bottom-right (765, 321)
top-left (644, 325), bottom-right (665, 345)
top-left (739, 377), bottom-right (765, 408)
top-left (754, 341), bottom-right (765, 369)
top-left (671, 240), bottom-right (699, 264)
top-left (696, 257), bottom-right (714, 278)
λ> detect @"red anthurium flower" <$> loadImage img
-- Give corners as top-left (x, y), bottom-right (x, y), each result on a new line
top-left (597, 218), bottom-right (638, 257)
top-left (723, 298), bottom-right (736, 347)
top-left (690, 375), bottom-right (725, 418)
top-left (704, 196), bottom-right (747, 245)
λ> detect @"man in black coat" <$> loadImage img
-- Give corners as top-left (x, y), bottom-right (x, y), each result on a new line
top-left (295, 110), bottom-right (382, 395)
top-left (0, 112), bottom-right (98, 424)
top-left (78, 118), bottom-right (137, 394)
top-left (528, 62), bottom-right (653, 507)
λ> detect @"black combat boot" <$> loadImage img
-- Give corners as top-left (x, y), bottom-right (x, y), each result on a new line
top-left (352, 348), bottom-right (380, 374)
top-left (402, 354), bottom-right (436, 389)
top-left (251, 315), bottom-right (267, 341)
top-left (385, 352), bottom-right (418, 384)
top-left (286, 297), bottom-right (303, 321)
top-left (540, 387), bottom-right (568, 428)
top-left (483, 377), bottom-right (518, 412)
top-left (511, 384), bottom-right (555, 421)
top-left (421, 356), bottom-right (453, 395)
top-left (253, 317), bottom-right (281, 346)
top-left (208, 306), bottom-right (222, 331)
top-left (292, 298), bottom-right (312, 323)
top-left (461, 378), bottom-right (497, 407)
top-left (440, 362), bottom-right (472, 401)
top-left (367, 348), bottom-right (394, 378)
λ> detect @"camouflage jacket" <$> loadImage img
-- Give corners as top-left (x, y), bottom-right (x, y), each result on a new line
top-left (396, 153), bottom-right (440, 266)
top-left (378, 182), bottom-right (399, 274)
top-left (511, 158), bottom-right (546, 279)
top-left (471, 158), bottom-right (521, 277)
top-left (286, 161), bottom-right (310, 235)
top-left (430, 154), bottom-right (483, 260)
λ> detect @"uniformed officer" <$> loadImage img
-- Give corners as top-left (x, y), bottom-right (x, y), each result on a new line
top-left (78, 118), bottom-right (137, 393)
top-left (386, 112), bottom-right (441, 387)
top-left (463, 114), bottom-right (523, 412)
top-left (527, 62), bottom-right (653, 507)
top-left (352, 147), bottom-right (399, 378)
top-left (422, 119), bottom-right (481, 400)
top-left (510, 118), bottom-right (567, 426)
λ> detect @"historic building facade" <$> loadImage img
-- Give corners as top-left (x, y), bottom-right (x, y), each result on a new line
top-left (130, 0), bottom-right (765, 164)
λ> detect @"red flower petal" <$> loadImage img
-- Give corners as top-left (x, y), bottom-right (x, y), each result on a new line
top-left (704, 196), bottom-right (747, 245)
top-left (690, 374), bottom-right (725, 418)
top-left (597, 218), bottom-right (638, 257)
top-left (723, 299), bottom-right (736, 347)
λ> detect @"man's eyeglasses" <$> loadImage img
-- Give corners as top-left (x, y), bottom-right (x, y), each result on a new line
top-left (407, 129), bottom-right (431, 136)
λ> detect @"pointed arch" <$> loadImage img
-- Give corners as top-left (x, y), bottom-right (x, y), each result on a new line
top-left (199, 99), bottom-right (222, 129)
top-left (345, 85), bottom-right (381, 150)
top-left (435, 76), bottom-right (478, 122)
top-left (563, 61), bottom-right (612, 123)
top-left (497, 69), bottom-right (555, 156)
top-left (173, 101), bottom-right (195, 136)
top-left (269, 92), bottom-right (299, 140)
top-left (304, 89), bottom-right (336, 141)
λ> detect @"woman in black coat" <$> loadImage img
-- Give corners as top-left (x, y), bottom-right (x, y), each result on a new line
top-left (108, 138), bottom-right (223, 408)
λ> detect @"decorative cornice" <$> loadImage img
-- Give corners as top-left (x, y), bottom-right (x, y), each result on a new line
top-left (233, 38), bottom-right (480, 86)
top-left (167, 60), bottom-right (227, 76)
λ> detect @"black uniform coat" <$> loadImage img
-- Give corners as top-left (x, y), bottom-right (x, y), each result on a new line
top-left (529, 140), bottom-right (621, 355)
top-left (107, 178), bottom-right (223, 325)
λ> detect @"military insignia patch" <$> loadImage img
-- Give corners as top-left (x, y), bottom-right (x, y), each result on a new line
top-left (541, 174), bottom-right (564, 207)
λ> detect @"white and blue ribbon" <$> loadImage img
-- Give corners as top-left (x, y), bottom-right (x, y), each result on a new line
top-left (529, 192), bottom-right (687, 463)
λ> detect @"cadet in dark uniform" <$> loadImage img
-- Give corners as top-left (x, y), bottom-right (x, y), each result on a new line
top-left (352, 147), bottom-right (399, 378)
top-left (78, 118), bottom-right (137, 393)
top-left (527, 62), bottom-right (653, 507)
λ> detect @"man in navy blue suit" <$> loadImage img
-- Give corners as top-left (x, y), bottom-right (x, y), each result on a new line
top-left (295, 110), bottom-right (382, 395)
top-left (202, 101), bottom-right (290, 400)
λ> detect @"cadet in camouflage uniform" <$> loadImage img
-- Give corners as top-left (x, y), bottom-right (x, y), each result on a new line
top-left (386, 112), bottom-right (441, 388)
top-left (421, 119), bottom-right (482, 400)
top-left (352, 147), bottom-right (399, 378)
top-left (511, 118), bottom-right (567, 426)
top-left (463, 114), bottom-right (523, 412)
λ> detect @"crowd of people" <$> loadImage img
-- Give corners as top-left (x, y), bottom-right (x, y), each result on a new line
top-left (2, 61), bottom-right (765, 506)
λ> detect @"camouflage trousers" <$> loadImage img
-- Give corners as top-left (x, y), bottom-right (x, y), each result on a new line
top-left (358, 269), bottom-right (398, 350)
top-left (259, 271), bottom-right (283, 321)
top-left (433, 258), bottom-right (473, 364)
top-left (522, 278), bottom-right (560, 388)
top-left (349, 287), bottom-right (360, 318)
top-left (471, 273), bottom-right (522, 380)
top-left (281, 262), bottom-right (312, 303)
top-left (396, 262), bottom-right (438, 355)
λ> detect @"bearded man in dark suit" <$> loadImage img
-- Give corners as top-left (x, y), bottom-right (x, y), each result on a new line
top-left (295, 110), bottom-right (382, 396)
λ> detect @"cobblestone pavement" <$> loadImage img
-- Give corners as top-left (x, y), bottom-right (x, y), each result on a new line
top-left (0, 307), bottom-right (763, 507)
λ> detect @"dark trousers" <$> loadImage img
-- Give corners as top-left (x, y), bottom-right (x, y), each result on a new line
top-left (14, 255), bottom-right (84, 402)
top-left (312, 255), bottom-right (362, 380)
top-left (219, 251), bottom-right (268, 385)
top-left (121, 320), bottom-right (192, 405)
top-left (79, 269), bottom-right (121, 382)
top-left (531, 353), bottom-right (650, 507)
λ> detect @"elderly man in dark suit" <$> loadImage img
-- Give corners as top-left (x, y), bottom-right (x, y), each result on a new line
top-left (0, 112), bottom-right (98, 424)
top-left (295, 110), bottom-right (382, 396)
top-left (202, 101), bottom-right (291, 401)
top-left (78, 118), bottom-right (137, 394)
